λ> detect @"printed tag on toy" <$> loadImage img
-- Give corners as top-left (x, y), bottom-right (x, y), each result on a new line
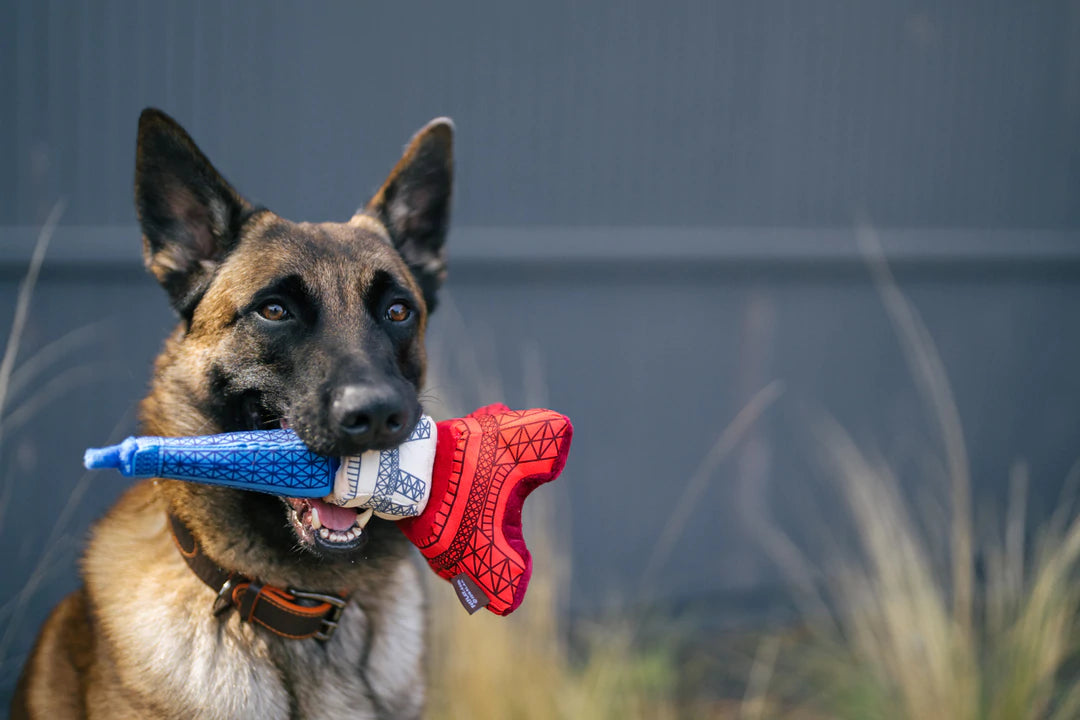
top-left (326, 415), bottom-right (436, 519)
top-left (451, 573), bottom-right (491, 614)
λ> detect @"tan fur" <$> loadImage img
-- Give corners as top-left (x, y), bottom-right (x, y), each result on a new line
top-left (16, 482), bottom-right (426, 719)
top-left (347, 213), bottom-right (393, 243)
top-left (13, 113), bottom-right (453, 719)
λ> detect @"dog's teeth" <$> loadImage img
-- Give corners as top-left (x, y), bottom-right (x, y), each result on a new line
top-left (310, 506), bottom-right (322, 530)
top-left (318, 527), bottom-right (330, 539)
top-left (354, 508), bottom-right (374, 530)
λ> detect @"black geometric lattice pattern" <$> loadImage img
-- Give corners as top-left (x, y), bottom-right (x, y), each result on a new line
top-left (407, 417), bottom-right (432, 442)
top-left (343, 455), bottom-right (363, 499)
top-left (419, 410), bottom-right (571, 610)
top-left (458, 528), bottom-right (524, 598)
top-left (153, 429), bottom-right (331, 493)
top-left (494, 419), bottom-right (563, 465)
top-left (370, 448), bottom-right (426, 517)
top-left (433, 413), bottom-right (499, 570)
top-left (398, 407), bottom-right (573, 614)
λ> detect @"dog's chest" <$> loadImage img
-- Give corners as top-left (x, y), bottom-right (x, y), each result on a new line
top-left (83, 488), bottom-right (426, 719)
top-left (123, 594), bottom-right (423, 720)
top-left (273, 625), bottom-right (383, 719)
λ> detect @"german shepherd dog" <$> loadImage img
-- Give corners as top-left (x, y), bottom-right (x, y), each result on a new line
top-left (13, 108), bottom-right (453, 719)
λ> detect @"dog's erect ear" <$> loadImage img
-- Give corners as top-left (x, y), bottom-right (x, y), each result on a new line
top-left (135, 108), bottom-right (253, 318)
top-left (358, 118), bottom-right (453, 312)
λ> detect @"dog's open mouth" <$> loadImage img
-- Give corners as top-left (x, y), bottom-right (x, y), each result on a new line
top-left (285, 498), bottom-right (374, 551)
top-left (239, 395), bottom-right (376, 552)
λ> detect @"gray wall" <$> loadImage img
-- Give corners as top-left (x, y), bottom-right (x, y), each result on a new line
top-left (6, 1), bottom-right (1080, 228)
top-left (3, 0), bottom-right (1080, 705)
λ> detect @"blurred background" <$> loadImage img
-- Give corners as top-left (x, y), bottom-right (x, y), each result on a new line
top-left (2, 1), bottom-right (1080, 716)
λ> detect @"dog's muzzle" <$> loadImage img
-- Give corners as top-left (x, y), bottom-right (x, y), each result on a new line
top-left (324, 416), bottom-right (436, 518)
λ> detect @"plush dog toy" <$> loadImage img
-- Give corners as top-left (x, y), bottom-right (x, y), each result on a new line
top-left (85, 404), bottom-right (573, 615)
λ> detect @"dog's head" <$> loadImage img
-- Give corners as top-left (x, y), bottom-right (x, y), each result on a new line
top-left (134, 109), bottom-right (451, 582)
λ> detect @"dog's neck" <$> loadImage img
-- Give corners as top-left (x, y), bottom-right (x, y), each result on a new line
top-left (167, 512), bottom-right (348, 642)
top-left (80, 482), bottom-right (427, 718)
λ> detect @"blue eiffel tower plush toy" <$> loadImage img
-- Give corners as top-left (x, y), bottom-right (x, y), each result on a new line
top-left (84, 429), bottom-right (336, 497)
top-left (84, 417), bottom-right (438, 518)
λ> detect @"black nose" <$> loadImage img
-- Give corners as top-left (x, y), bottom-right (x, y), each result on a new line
top-left (330, 384), bottom-right (411, 449)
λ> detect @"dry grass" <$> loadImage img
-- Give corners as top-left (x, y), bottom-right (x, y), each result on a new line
top-left (423, 497), bottom-right (682, 720)
top-left (422, 226), bottom-right (1080, 720)
top-left (749, 225), bottom-right (1080, 720)
top-left (764, 430), bottom-right (1080, 720)
top-left (420, 310), bottom-right (692, 719)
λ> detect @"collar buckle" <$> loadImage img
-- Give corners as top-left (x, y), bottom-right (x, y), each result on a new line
top-left (212, 574), bottom-right (240, 616)
top-left (288, 588), bottom-right (347, 642)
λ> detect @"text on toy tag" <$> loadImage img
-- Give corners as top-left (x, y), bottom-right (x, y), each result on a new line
top-left (451, 573), bottom-right (490, 614)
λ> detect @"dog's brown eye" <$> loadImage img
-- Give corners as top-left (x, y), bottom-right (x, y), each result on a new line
top-left (258, 302), bottom-right (288, 321)
top-left (386, 302), bottom-right (411, 323)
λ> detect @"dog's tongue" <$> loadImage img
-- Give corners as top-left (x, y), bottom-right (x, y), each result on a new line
top-left (313, 499), bottom-right (357, 531)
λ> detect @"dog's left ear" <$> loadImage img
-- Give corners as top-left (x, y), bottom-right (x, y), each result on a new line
top-left (357, 118), bottom-right (453, 312)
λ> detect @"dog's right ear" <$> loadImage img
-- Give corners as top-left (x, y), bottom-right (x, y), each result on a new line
top-left (358, 118), bottom-right (453, 313)
top-left (135, 108), bottom-right (253, 319)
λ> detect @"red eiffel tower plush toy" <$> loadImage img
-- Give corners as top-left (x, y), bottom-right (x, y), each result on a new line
top-left (399, 404), bottom-right (573, 615)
